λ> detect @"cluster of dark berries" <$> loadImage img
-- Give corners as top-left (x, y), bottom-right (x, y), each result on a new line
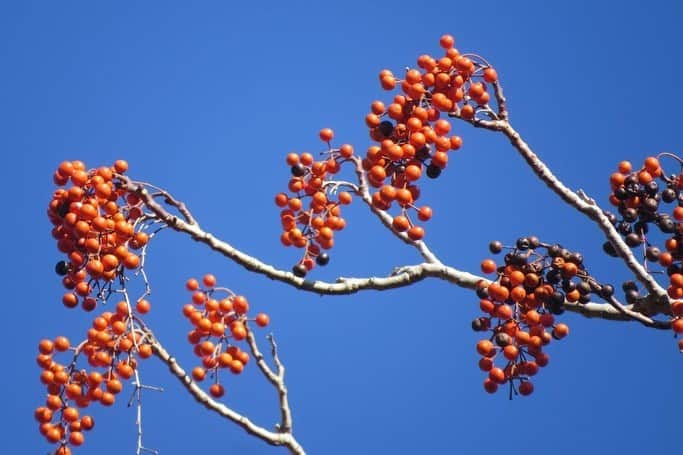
top-left (473, 236), bottom-right (611, 398)
top-left (606, 156), bottom-right (683, 350)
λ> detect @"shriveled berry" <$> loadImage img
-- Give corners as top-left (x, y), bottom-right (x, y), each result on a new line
top-left (489, 240), bottom-right (503, 254)
top-left (378, 121), bottom-right (394, 137)
top-left (292, 264), bottom-right (308, 278)
top-left (599, 284), bottom-right (614, 298)
top-left (645, 246), bottom-right (660, 262)
top-left (291, 163), bottom-right (306, 177)
top-left (662, 188), bottom-right (677, 203)
top-left (494, 332), bottom-right (511, 347)
top-left (516, 237), bottom-right (530, 250)
top-left (316, 253), bottom-right (330, 266)
top-left (426, 164), bottom-right (441, 179)
top-left (55, 261), bottom-right (70, 276)
top-left (625, 233), bottom-right (642, 247)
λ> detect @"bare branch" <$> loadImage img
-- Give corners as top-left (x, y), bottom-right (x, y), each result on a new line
top-left (563, 300), bottom-right (669, 329)
top-left (118, 175), bottom-right (671, 326)
top-left (491, 80), bottom-right (508, 121)
top-left (497, 121), bottom-right (668, 301)
top-left (126, 179), bottom-right (198, 225)
top-left (118, 176), bottom-right (455, 293)
top-left (146, 328), bottom-right (306, 454)
top-left (245, 328), bottom-right (293, 433)
top-left (445, 115), bottom-right (669, 305)
top-left (129, 369), bottom-right (162, 455)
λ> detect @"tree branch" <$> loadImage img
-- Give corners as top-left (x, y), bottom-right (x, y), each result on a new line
top-left (118, 173), bottom-right (670, 326)
top-left (245, 328), bottom-right (293, 433)
top-left (499, 120), bottom-right (668, 301)
top-left (450, 93), bottom-right (668, 306)
top-left (146, 328), bottom-right (306, 454)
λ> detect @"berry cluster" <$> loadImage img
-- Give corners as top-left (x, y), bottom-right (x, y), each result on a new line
top-left (474, 237), bottom-right (609, 397)
top-left (35, 306), bottom-right (153, 454)
top-left (47, 160), bottom-right (149, 312)
top-left (364, 34), bottom-right (497, 239)
top-left (276, 129), bottom-right (355, 277)
top-left (606, 156), bottom-right (683, 348)
top-left (182, 274), bottom-right (270, 398)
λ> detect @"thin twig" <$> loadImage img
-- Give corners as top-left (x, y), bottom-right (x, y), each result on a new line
top-left (245, 327), bottom-right (293, 432)
top-left (147, 329), bottom-right (306, 454)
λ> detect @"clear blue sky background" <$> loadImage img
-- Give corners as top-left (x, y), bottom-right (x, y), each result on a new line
top-left (5, 1), bottom-right (683, 454)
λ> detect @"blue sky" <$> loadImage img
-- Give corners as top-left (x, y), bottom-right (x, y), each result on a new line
top-left (5, 1), bottom-right (683, 454)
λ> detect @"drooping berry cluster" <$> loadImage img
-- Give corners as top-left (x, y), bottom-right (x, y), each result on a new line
top-left (35, 304), bottom-right (154, 454)
top-left (474, 237), bottom-right (610, 397)
top-left (48, 160), bottom-right (150, 312)
top-left (276, 129), bottom-right (355, 277)
top-left (364, 34), bottom-right (498, 239)
top-left (606, 155), bottom-right (683, 348)
top-left (182, 274), bottom-right (270, 398)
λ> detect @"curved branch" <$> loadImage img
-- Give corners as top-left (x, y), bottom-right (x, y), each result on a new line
top-left (499, 121), bottom-right (668, 301)
top-left (446, 111), bottom-right (668, 304)
top-left (146, 328), bottom-right (306, 454)
top-left (118, 176), bottom-right (455, 294)
top-left (119, 177), bottom-right (668, 326)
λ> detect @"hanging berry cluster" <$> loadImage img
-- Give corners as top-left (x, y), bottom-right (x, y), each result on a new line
top-left (182, 274), bottom-right (271, 398)
top-left (364, 34), bottom-right (497, 239)
top-left (47, 160), bottom-right (150, 312)
top-left (35, 304), bottom-right (154, 455)
top-left (41, 159), bottom-right (165, 453)
top-left (605, 155), bottom-right (683, 348)
top-left (473, 236), bottom-right (612, 397)
top-left (275, 129), bottom-right (355, 278)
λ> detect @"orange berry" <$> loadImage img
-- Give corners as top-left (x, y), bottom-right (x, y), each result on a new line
top-left (100, 392), bottom-right (116, 406)
top-left (319, 128), bottom-right (334, 142)
top-left (439, 34), bottom-right (455, 49)
top-left (480, 259), bottom-right (497, 274)
top-left (407, 226), bottom-right (424, 241)
top-left (186, 278), bottom-right (200, 291)
top-left (192, 367), bottom-right (206, 381)
top-left (80, 415), bottom-right (95, 431)
top-left (229, 360), bottom-right (244, 374)
top-left (255, 313), bottom-right (270, 327)
top-left (136, 299), bottom-right (151, 314)
top-left (476, 339), bottom-right (494, 356)
top-left (209, 383), bottom-right (225, 398)
top-left (483, 67), bottom-right (498, 83)
top-left (114, 159), bottom-right (129, 173)
top-left (137, 344), bottom-right (153, 359)
top-left (232, 296), bottom-right (249, 314)
top-left (202, 274), bottom-right (216, 287)
top-left (392, 215), bottom-right (410, 232)
top-left (518, 381), bottom-right (534, 396)
top-left (69, 431), bottom-right (85, 446)
top-left (672, 318), bottom-right (683, 334)
top-left (483, 378), bottom-right (498, 393)
top-left (39, 339), bottom-right (54, 355)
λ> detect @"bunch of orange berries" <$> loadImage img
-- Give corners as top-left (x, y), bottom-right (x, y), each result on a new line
top-left (605, 155), bottom-right (683, 349)
top-left (182, 274), bottom-right (270, 398)
top-left (364, 34), bottom-right (497, 240)
top-left (473, 237), bottom-right (609, 397)
top-left (48, 160), bottom-right (149, 311)
top-left (35, 302), bottom-right (153, 454)
top-left (276, 129), bottom-right (355, 277)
